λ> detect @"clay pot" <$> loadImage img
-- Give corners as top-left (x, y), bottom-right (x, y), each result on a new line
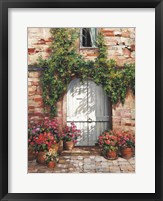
top-left (28, 149), bottom-right (36, 161)
top-left (47, 161), bottom-right (56, 169)
top-left (105, 150), bottom-right (118, 160)
top-left (53, 143), bottom-right (59, 153)
top-left (36, 151), bottom-right (46, 164)
top-left (121, 147), bottom-right (134, 159)
top-left (64, 141), bottom-right (74, 151)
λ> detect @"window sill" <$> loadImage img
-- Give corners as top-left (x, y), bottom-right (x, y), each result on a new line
top-left (79, 47), bottom-right (98, 50)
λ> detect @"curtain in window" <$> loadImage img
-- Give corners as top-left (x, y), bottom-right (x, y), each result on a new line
top-left (89, 28), bottom-right (96, 47)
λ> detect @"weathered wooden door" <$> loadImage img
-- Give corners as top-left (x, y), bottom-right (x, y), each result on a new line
top-left (67, 78), bottom-right (110, 146)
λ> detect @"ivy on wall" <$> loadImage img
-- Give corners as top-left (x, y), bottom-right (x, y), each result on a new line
top-left (38, 28), bottom-right (135, 116)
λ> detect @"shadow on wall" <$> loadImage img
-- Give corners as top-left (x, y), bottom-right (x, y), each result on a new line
top-left (67, 78), bottom-right (112, 146)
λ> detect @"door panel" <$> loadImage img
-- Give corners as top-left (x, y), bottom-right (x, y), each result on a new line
top-left (67, 78), bottom-right (110, 146)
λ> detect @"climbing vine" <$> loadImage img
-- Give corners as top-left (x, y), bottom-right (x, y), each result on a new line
top-left (38, 28), bottom-right (135, 116)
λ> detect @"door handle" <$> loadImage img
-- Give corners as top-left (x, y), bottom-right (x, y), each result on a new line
top-left (87, 118), bottom-right (92, 123)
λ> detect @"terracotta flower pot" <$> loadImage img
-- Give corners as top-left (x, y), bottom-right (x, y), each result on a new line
top-left (28, 149), bottom-right (36, 161)
top-left (53, 143), bottom-right (59, 153)
top-left (105, 150), bottom-right (118, 160)
top-left (121, 147), bottom-right (134, 159)
top-left (36, 151), bottom-right (46, 165)
top-left (47, 161), bottom-right (56, 169)
top-left (64, 141), bottom-right (74, 151)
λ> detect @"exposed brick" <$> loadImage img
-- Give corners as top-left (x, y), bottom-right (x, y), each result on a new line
top-left (86, 53), bottom-right (98, 57)
top-left (34, 98), bottom-right (42, 102)
top-left (33, 81), bottom-right (39, 86)
top-left (29, 72), bottom-right (41, 78)
top-left (28, 48), bottom-right (36, 55)
top-left (38, 39), bottom-right (46, 44)
top-left (45, 38), bottom-right (53, 43)
top-left (131, 44), bottom-right (135, 51)
top-left (45, 48), bottom-right (52, 53)
top-left (102, 30), bottom-right (115, 36)
top-left (123, 48), bottom-right (131, 58)
top-left (114, 31), bottom-right (122, 36)
top-left (121, 31), bottom-right (130, 38)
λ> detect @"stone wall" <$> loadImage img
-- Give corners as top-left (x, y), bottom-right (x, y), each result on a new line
top-left (28, 28), bottom-right (135, 134)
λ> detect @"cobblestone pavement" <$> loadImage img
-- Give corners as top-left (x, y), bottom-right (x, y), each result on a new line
top-left (28, 147), bottom-right (135, 173)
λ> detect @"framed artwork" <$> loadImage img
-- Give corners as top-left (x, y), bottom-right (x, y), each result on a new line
top-left (0, 0), bottom-right (162, 200)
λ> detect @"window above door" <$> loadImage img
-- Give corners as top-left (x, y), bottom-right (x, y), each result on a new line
top-left (80, 28), bottom-right (98, 48)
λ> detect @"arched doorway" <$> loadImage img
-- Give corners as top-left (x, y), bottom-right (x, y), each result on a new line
top-left (67, 78), bottom-right (111, 146)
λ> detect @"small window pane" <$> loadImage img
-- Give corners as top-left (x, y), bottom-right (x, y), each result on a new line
top-left (81, 28), bottom-right (97, 48)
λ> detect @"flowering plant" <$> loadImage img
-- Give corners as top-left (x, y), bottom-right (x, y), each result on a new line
top-left (62, 122), bottom-right (81, 144)
top-left (28, 117), bottom-right (63, 153)
top-left (28, 132), bottom-right (58, 153)
top-left (28, 117), bottom-right (60, 141)
top-left (116, 131), bottom-right (135, 149)
top-left (98, 130), bottom-right (118, 152)
top-left (43, 149), bottom-right (59, 164)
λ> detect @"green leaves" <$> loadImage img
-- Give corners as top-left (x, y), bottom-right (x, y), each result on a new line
top-left (38, 28), bottom-right (135, 116)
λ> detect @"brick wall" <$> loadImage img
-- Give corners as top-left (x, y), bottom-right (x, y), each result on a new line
top-left (28, 28), bottom-right (135, 134)
top-left (28, 70), bottom-right (64, 127)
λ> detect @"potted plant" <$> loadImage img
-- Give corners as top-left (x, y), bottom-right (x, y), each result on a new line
top-left (62, 122), bottom-right (81, 151)
top-left (44, 149), bottom-right (59, 169)
top-left (31, 132), bottom-right (58, 164)
top-left (28, 117), bottom-right (61, 163)
top-left (42, 117), bottom-right (64, 154)
top-left (117, 131), bottom-right (135, 159)
top-left (98, 130), bottom-right (118, 160)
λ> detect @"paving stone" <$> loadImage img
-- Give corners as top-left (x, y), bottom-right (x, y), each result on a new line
top-left (107, 161), bottom-right (113, 165)
top-left (58, 159), bottom-right (66, 164)
top-left (71, 156), bottom-right (79, 160)
top-left (90, 156), bottom-right (95, 159)
top-left (95, 156), bottom-right (103, 162)
top-left (128, 158), bottom-right (135, 165)
top-left (102, 167), bottom-right (110, 173)
top-left (117, 157), bottom-right (128, 162)
top-left (68, 167), bottom-right (75, 171)
top-left (110, 166), bottom-right (121, 173)
top-left (101, 162), bottom-right (108, 167)
top-left (84, 164), bottom-right (91, 169)
top-left (28, 169), bottom-right (38, 173)
top-left (73, 163), bottom-right (79, 167)
top-left (95, 167), bottom-right (102, 171)
top-left (120, 165), bottom-right (134, 172)
top-left (101, 157), bottom-right (109, 162)
top-left (45, 170), bottom-right (55, 173)
top-left (118, 161), bottom-right (130, 165)
top-left (37, 169), bottom-right (46, 173)
top-left (112, 160), bottom-right (119, 165)
top-left (53, 167), bottom-right (62, 172)
top-left (84, 158), bottom-right (91, 163)
top-left (84, 169), bottom-right (96, 173)
top-left (79, 162), bottom-right (83, 166)
top-left (96, 161), bottom-right (102, 166)
top-left (53, 170), bottom-right (62, 173)
top-left (77, 156), bottom-right (84, 160)
top-left (61, 169), bottom-right (68, 173)
top-left (57, 164), bottom-right (69, 168)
